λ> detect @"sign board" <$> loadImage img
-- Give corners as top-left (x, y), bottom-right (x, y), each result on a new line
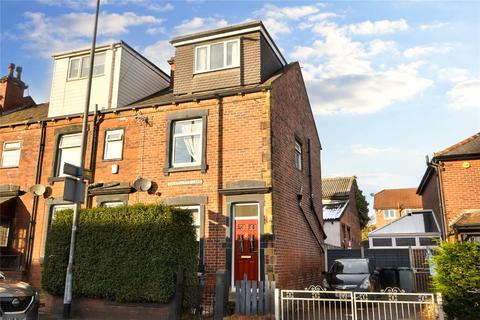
top-left (63, 177), bottom-right (86, 203)
top-left (63, 162), bottom-right (92, 180)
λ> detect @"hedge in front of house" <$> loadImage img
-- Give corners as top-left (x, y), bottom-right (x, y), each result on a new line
top-left (432, 241), bottom-right (480, 319)
top-left (42, 204), bottom-right (198, 306)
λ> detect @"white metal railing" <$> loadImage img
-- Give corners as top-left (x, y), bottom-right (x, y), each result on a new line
top-left (278, 286), bottom-right (443, 320)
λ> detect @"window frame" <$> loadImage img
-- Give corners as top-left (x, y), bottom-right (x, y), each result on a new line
top-left (0, 220), bottom-right (10, 247)
top-left (164, 109), bottom-right (209, 175)
top-left (1, 141), bottom-right (21, 168)
top-left (50, 204), bottom-right (76, 228)
top-left (384, 209), bottom-right (396, 220)
top-left (67, 52), bottom-right (106, 80)
top-left (171, 119), bottom-right (203, 168)
top-left (176, 204), bottom-right (205, 271)
top-left (194, 39), bottom-right (240, 74)
top-left (55, 132), bottom-right (82, 177)
top-left (101, 201), bottom-right (125, 208)
top-left (294, 139), bottom-right (303, 171)
top-left (103, 128), bottom-right (125, 161)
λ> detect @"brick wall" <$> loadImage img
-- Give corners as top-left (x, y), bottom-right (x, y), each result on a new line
top-left (339, 190), bottom-right (361, 248)
top-left (269, 62), bottom-right (325, 288)
top-left (375, 209), bottom-right (401, 228)
top-left (419, 173), bottom-right (443, 235)
top-left (440, 159), bottom-right (480, 234)
top-left (0, 79), bottom-right (27, 112)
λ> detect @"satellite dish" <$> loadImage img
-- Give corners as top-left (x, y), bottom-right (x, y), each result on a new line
top-left (30, 184), bottom-right (46, 196)
top-left (133, 178), bottom-right (152, 192)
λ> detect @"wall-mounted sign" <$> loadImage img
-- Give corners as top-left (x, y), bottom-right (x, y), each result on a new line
top-left (167, 179), bottom-right (203, 186)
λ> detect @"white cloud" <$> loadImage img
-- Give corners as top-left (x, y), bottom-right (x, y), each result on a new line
top-left (420, 22), bottom-right (449, 30)
top-left (146, 27), bottom-right (166, 35)
top-left (36, 0), bottom-right (100, 9)
top-left (437, 67), bottom-right (470, 83)
top-left (447, 80), bottom-right (480, 109)
top-left (404, 44), bottom-right (452, 58)
top-left (142, 40), bottom-right (175, 73)
top-left (19, 11), bottom-right (162, 58)
top-left (173, 17), bottom-right (228, 36)
top-left (255, 4), bottom-right (319, 20)
top-left (348, 19), bottom-right (408, 35)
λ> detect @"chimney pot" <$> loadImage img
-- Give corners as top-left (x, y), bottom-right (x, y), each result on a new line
top-left (15, 66), bottom-right (23, 80)
top-left (7, 63), bottom-right (15, 77)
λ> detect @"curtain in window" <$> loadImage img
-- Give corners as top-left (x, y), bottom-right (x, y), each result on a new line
top-left (181, 122), bottom-right (202, 163)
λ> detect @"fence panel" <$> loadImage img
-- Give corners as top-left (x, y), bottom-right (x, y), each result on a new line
top-left (235, 278), bottom-right (275, 316)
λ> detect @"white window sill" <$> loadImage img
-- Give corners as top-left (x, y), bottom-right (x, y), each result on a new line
top-left (193, 65), bottom-right (240, 75)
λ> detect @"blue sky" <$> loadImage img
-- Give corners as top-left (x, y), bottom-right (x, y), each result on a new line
top-left (1, 1), bottom-right (479, 219)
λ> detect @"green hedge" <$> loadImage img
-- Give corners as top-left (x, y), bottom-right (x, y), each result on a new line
top-left (432, 241), bottom-right (480, 319)
top-left (42, 204), bottom-right (198, 306)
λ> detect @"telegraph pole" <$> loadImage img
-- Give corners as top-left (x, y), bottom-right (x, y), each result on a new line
top-left (63, 0), bottom-right (100, 317)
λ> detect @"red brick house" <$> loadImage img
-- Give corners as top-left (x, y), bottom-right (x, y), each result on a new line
top-left (417, 132), bottom-right (480, 241)
top-left (321, 177), bottom-right (361, 249)
top-left (0, 21), bottom-right (325, 299)
top-left (373, 188), bottom-right (423, 228)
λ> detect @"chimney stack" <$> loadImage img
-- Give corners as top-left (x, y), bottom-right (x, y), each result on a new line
top-left (7, 63), bottom-right (15, 78)
top-left (15, 66), bottom-right (23, 80)
top-left (167, 57), bottom-right (175, 90)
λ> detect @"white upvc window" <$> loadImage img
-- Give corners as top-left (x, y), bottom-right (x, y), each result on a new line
top-left (68, 53), bottom-right (106, 80)
top-left (179, 205), bottom-right (201, 242)
top-left (51, 204), bottom-right (76, 224)
top-left (172, 119), bottom-right (203, 167)
top-left (56, 133), bottom-right (82, 176)
top-left (384, 209), bottom-right (396, 220)
top-left (104, 129), bottom-right (124, 160)
top-left (294, 140), bottom-right (302, 170)
top-left (194, 39), bottom-right (240, 73)
top-left (0, 221), bottom-right (10, 247)
top-left (1, 141), bottom-right (21, 167)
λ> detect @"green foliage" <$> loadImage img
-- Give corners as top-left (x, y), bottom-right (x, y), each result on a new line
top-left (432, 241), bottom-right (480, 319)
top-left (42, 204), bottom-right (198, 306)
top-left (353, 180), bottom-right (370, 229)
top-left (361, 225), bottom-right (376, 241)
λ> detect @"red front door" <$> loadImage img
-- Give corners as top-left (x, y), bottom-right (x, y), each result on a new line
top-left (234, 219), bottom-right (259, 282)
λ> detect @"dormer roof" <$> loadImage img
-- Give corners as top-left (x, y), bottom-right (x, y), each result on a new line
top-left (170, 20), bottom-right (286, 66)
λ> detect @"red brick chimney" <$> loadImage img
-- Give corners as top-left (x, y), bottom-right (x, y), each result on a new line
top-left (0, 63), bottom-right (34, 113)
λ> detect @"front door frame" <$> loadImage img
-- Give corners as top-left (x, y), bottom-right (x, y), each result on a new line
top-left (231, 202), bottom-right (261, 287)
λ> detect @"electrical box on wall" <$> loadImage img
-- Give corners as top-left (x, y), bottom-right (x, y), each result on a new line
top-left (112, 164), bottom-right (119, 174)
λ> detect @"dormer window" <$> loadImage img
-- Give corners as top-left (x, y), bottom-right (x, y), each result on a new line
top-left (68, 53), bottom-right (106, 80)
top-left (194, 39), bottom-right (239, 73)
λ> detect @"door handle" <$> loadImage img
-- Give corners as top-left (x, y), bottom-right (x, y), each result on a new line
top-left (238, 235), bottom-right (244, 253)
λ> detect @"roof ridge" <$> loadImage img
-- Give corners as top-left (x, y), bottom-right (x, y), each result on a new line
top-left (435, 131), bottom-right (480, 156)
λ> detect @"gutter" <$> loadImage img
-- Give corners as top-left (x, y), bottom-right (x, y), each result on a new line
top-left (431, 160), bottom-right (449, 240)
top-left (25, 120), bottom-right (46, 271)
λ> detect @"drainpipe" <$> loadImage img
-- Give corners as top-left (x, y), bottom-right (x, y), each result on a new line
top-left (431, 160), bottom-right (449, 240)
top-left (25, 120), bottom-right (46, 271)
top-left (307, 138), bottom-right (327, 241)
top-left (87, 104), bottom-right (99, 208)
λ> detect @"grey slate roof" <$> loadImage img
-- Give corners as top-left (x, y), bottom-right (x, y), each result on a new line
top-left (0, 103), bottom-right (49, 126)
top-left (322, 200), bottom-right (349, 220)
top-left (435, 132), bottom-right (480, 158)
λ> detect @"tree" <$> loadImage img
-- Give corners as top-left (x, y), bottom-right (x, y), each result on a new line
top-left (353, 179), bottom-right (370, 229)
top-left (361, 225), bottom-right (376, 241)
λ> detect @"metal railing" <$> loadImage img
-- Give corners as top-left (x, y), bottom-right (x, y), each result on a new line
top-left (279, 286), bottom-right (443, 320)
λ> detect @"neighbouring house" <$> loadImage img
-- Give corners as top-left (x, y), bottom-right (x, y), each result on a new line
top-left (417, 132), bottom-right (480, 242)
top-left (0, 63), bottom-right (35, 114)
top-left (321, 176), bottom-right (361, 249)
top-left (373, 188), bottom-right (423, 228)
top-left (0, 20), bottom-right (326, 306)
top-left (368, 210), bottom-right (441, 249)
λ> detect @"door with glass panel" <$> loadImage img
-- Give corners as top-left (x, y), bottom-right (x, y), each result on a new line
top-left (233, 203), bottom-right (259, 282)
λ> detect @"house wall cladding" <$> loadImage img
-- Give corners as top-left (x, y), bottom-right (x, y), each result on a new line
top-left (441, 159), bottom-right (480, 229)
top-left (270, 63), bottom-right (325, 289)
top-left (174, 32), bottom-right (267, 95)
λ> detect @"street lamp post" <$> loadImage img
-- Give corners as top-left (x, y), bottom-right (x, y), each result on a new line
top-left (62, 0), bottom-right (100, 318)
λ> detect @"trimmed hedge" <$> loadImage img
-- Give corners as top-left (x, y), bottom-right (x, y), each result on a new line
top-left (432, 241), bottom-right (480, 319)
top-left (42, 204), bottom-right (198, 306)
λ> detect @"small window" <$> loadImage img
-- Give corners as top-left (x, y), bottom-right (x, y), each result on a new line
top-left (171, 119), bottom-right (203, 167)
top-left (179, 206), bottom-right (201, 241)
top-left (104, 129), bottom-right (124, 160)
top-left (56, 133), bottom-right (82, 176)
top-left (372, 238), bottom-right (392, 247)
top-left (50, 204), bottom-right (76, 226)
top-left (419, 237), bottom-right (439, 246)
top-left (395, 237), bottom-right (416, 247)
top-left (1, 141), bottom-right (21, 167)
top-left (102, 201), bottom-right (124, 208)
top-left (68, 53), bottom-right (106, 80)
top-left (384, 209), bottom-right (396, 220)
top-left (234, 203), bottom-right (259, 218)
top-left (294, 140), bottom-right (302, 170)
top-left (0, 221), bottom-right (10, 247)
top-left (194, 40), bottom-right (240, 73)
